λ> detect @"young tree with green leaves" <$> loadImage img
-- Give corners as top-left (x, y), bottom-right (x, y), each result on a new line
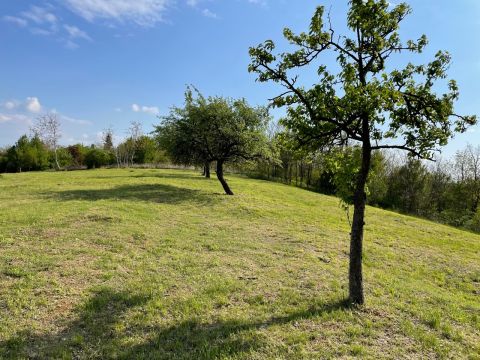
top-left (31, 113), bottom-right (62, 170)
top-left (155, 94), bottom-right (212, 176)
top-left (102, 127), bottom-right (114, 151)
top-left (5, 135), bottom-right (49, 172)
top-left (249, 0), bottom-right (476, 304)
top-left (156, 89), bottom-right (269, 195)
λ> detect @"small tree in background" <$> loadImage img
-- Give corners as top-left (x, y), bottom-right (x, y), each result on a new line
top-left (127, 121), bottom-right (142, 166)
top-left (5, 135), bottom-right (49, 172)
top-left (32, 113), bottom-right (62, 170)
top-left (103, 127), bottom-right (114, 151)
top-left (154, 98), bottom-right (208, 172)
top-left (249, 0), bottom-right (476, 304)
top-left (67, 144), bottom-right (88, 168)
top-left (155, 88), bottom-right (269, 195)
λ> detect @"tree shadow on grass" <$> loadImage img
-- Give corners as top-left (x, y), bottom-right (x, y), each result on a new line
top-left (123, 298), bottom-right (351, 360)
top-left (0, 288), bottom-right (351, 360)
top-left (0, 288), bottom-right (150, 359)
top-left (45, 183), bottom-right (220, 205)
top-left (89, 170), bottom-right (209, 181)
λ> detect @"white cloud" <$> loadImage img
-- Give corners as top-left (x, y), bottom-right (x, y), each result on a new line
top-left (143, 106), bottom-right (159, 114)
top-left (63, 0), bottom-right (172, 27)
top-left (202, 8), bottom-right (217, 19)
top-left (132, 103), bottom-right (159, 115)
top-left (3, 15), bottom-right (28, 27)
top-left (3, 100), bottom-right (18, 110)
top-left (62, 115), bottom-right (93, 125)
top-left (26, 97), bottom-right (42, 113)
top-left (21, 5), bottom-right (57, 25)
top-left (0, 114), bottom-right (14, 123)
top-left (64, 25), bottom-right (92, 41)
top-left (31, 27), bottom-right (55, 36)
top-left (247, 0), bottom-right (267, 7)
top-left (0, 113), bottom-right (32, 125)
top-left (187, 0), bottom-right (200, 7)
top-left (4, 5), bottom-right (91, 49)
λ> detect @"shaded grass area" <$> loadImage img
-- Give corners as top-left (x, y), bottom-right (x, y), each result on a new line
top-left (0, 168), bottom-right (479, 359)
top-left (48, 183), bottom-right (217, 205)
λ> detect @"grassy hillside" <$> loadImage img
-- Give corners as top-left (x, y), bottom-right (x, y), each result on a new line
top-left (0, 169), bottom-right (479, 359)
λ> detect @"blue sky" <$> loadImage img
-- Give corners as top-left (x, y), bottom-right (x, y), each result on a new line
top-left (1, 0), bottom-right (479, 157)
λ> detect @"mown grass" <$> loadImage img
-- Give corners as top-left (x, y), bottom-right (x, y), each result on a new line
top-left (0, 168), bottom-right (479, 359)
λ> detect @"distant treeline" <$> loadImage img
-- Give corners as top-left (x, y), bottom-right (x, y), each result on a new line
top-left (0, 133), bottom-right (168, 172)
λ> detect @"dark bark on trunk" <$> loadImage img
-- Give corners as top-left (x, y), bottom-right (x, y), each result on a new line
top-left (204, 162), bottom-right (211, 178)
top-left (349, 140), bottom-right (372, 305)
top-left (471, 188), bottom-right (480, 213)
top-left (307, 165), bottom-right (312, 187)
top-left (216, 160), bottom-right (233, 195)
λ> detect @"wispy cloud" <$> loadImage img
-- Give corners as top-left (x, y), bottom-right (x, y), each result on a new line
top-left (202, 8), bottom-right (218, 19)
top-left (0, 113), bottom-right (33, 125)
top-left (247, 0), bottom-right (268, 7)
top-left (63, 0), bottom-right (172, 27)
top-left (187, 0), bottom-right (262, 19)
top-left (21, 5), bottom-right (57, 26)
top-left (132, 103), bottom-right (159, 115)
top-left (3, 0), bottom-right (266, 48)
top-left (2, 100), bottom-right (19, 110)
top-left (3, 5), bottom-right (91, 49)
top-left (64, 25), bottom-right (92, 41)
top-left (60, 114), bottom-right (93, 126)
top-left (3, 15), bottom-right (28, 27)
top-left (186, 0), bottom-right (199, 6)
top-left (31, 27), bottom-right (55, 36)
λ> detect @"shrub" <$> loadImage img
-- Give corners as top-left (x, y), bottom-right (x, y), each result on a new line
top-left (85, 148), bottom-right (111, 169)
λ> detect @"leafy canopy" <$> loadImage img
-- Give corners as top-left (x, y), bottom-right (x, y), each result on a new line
top-left (249, 0), bottom-right (476, 158)
top-left (155, 88), bottom-right (269, 166)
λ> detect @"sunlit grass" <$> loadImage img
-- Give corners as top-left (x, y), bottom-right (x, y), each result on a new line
top-left (0, 168), bottom-right (479, 359)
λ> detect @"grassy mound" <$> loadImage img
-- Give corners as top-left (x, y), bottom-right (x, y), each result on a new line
top-left (0, 169), bottom-right (478, 359)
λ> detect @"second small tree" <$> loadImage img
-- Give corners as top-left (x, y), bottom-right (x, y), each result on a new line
top-left (155, 88), bottom-right (269, 195)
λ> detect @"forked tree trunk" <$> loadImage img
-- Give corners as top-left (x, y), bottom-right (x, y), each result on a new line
top-left (216, 160), bottom-right (233, 195)
top-left (349, 141), bottom-right (372, 305)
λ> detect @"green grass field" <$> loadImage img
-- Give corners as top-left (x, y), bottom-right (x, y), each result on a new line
top-left (0, 169), bottom-right (479, 359)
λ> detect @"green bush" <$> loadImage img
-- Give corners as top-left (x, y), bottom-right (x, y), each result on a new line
top-left (85, 148), bottom-right (111, 169)
top-left (465, 211), bottom-right (480, 233)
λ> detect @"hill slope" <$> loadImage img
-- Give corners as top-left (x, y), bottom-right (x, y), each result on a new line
top-left (0, 169), bottom-right (479, 359)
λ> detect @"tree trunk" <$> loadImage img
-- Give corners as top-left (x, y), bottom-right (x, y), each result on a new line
top-left (216, 160), bottom-right (233, 195)
top-left (54, 147), bottom-right (60, 170)
top-left (349, 141), bottom-right (372, 305)
top-left (472, 192), bottom-right (480, 214)
top-left (204, 162), bottom-right (211, 178)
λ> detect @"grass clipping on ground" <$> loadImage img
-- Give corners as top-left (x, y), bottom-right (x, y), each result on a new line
top-left (0, 169), bottom-right (479, 359)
